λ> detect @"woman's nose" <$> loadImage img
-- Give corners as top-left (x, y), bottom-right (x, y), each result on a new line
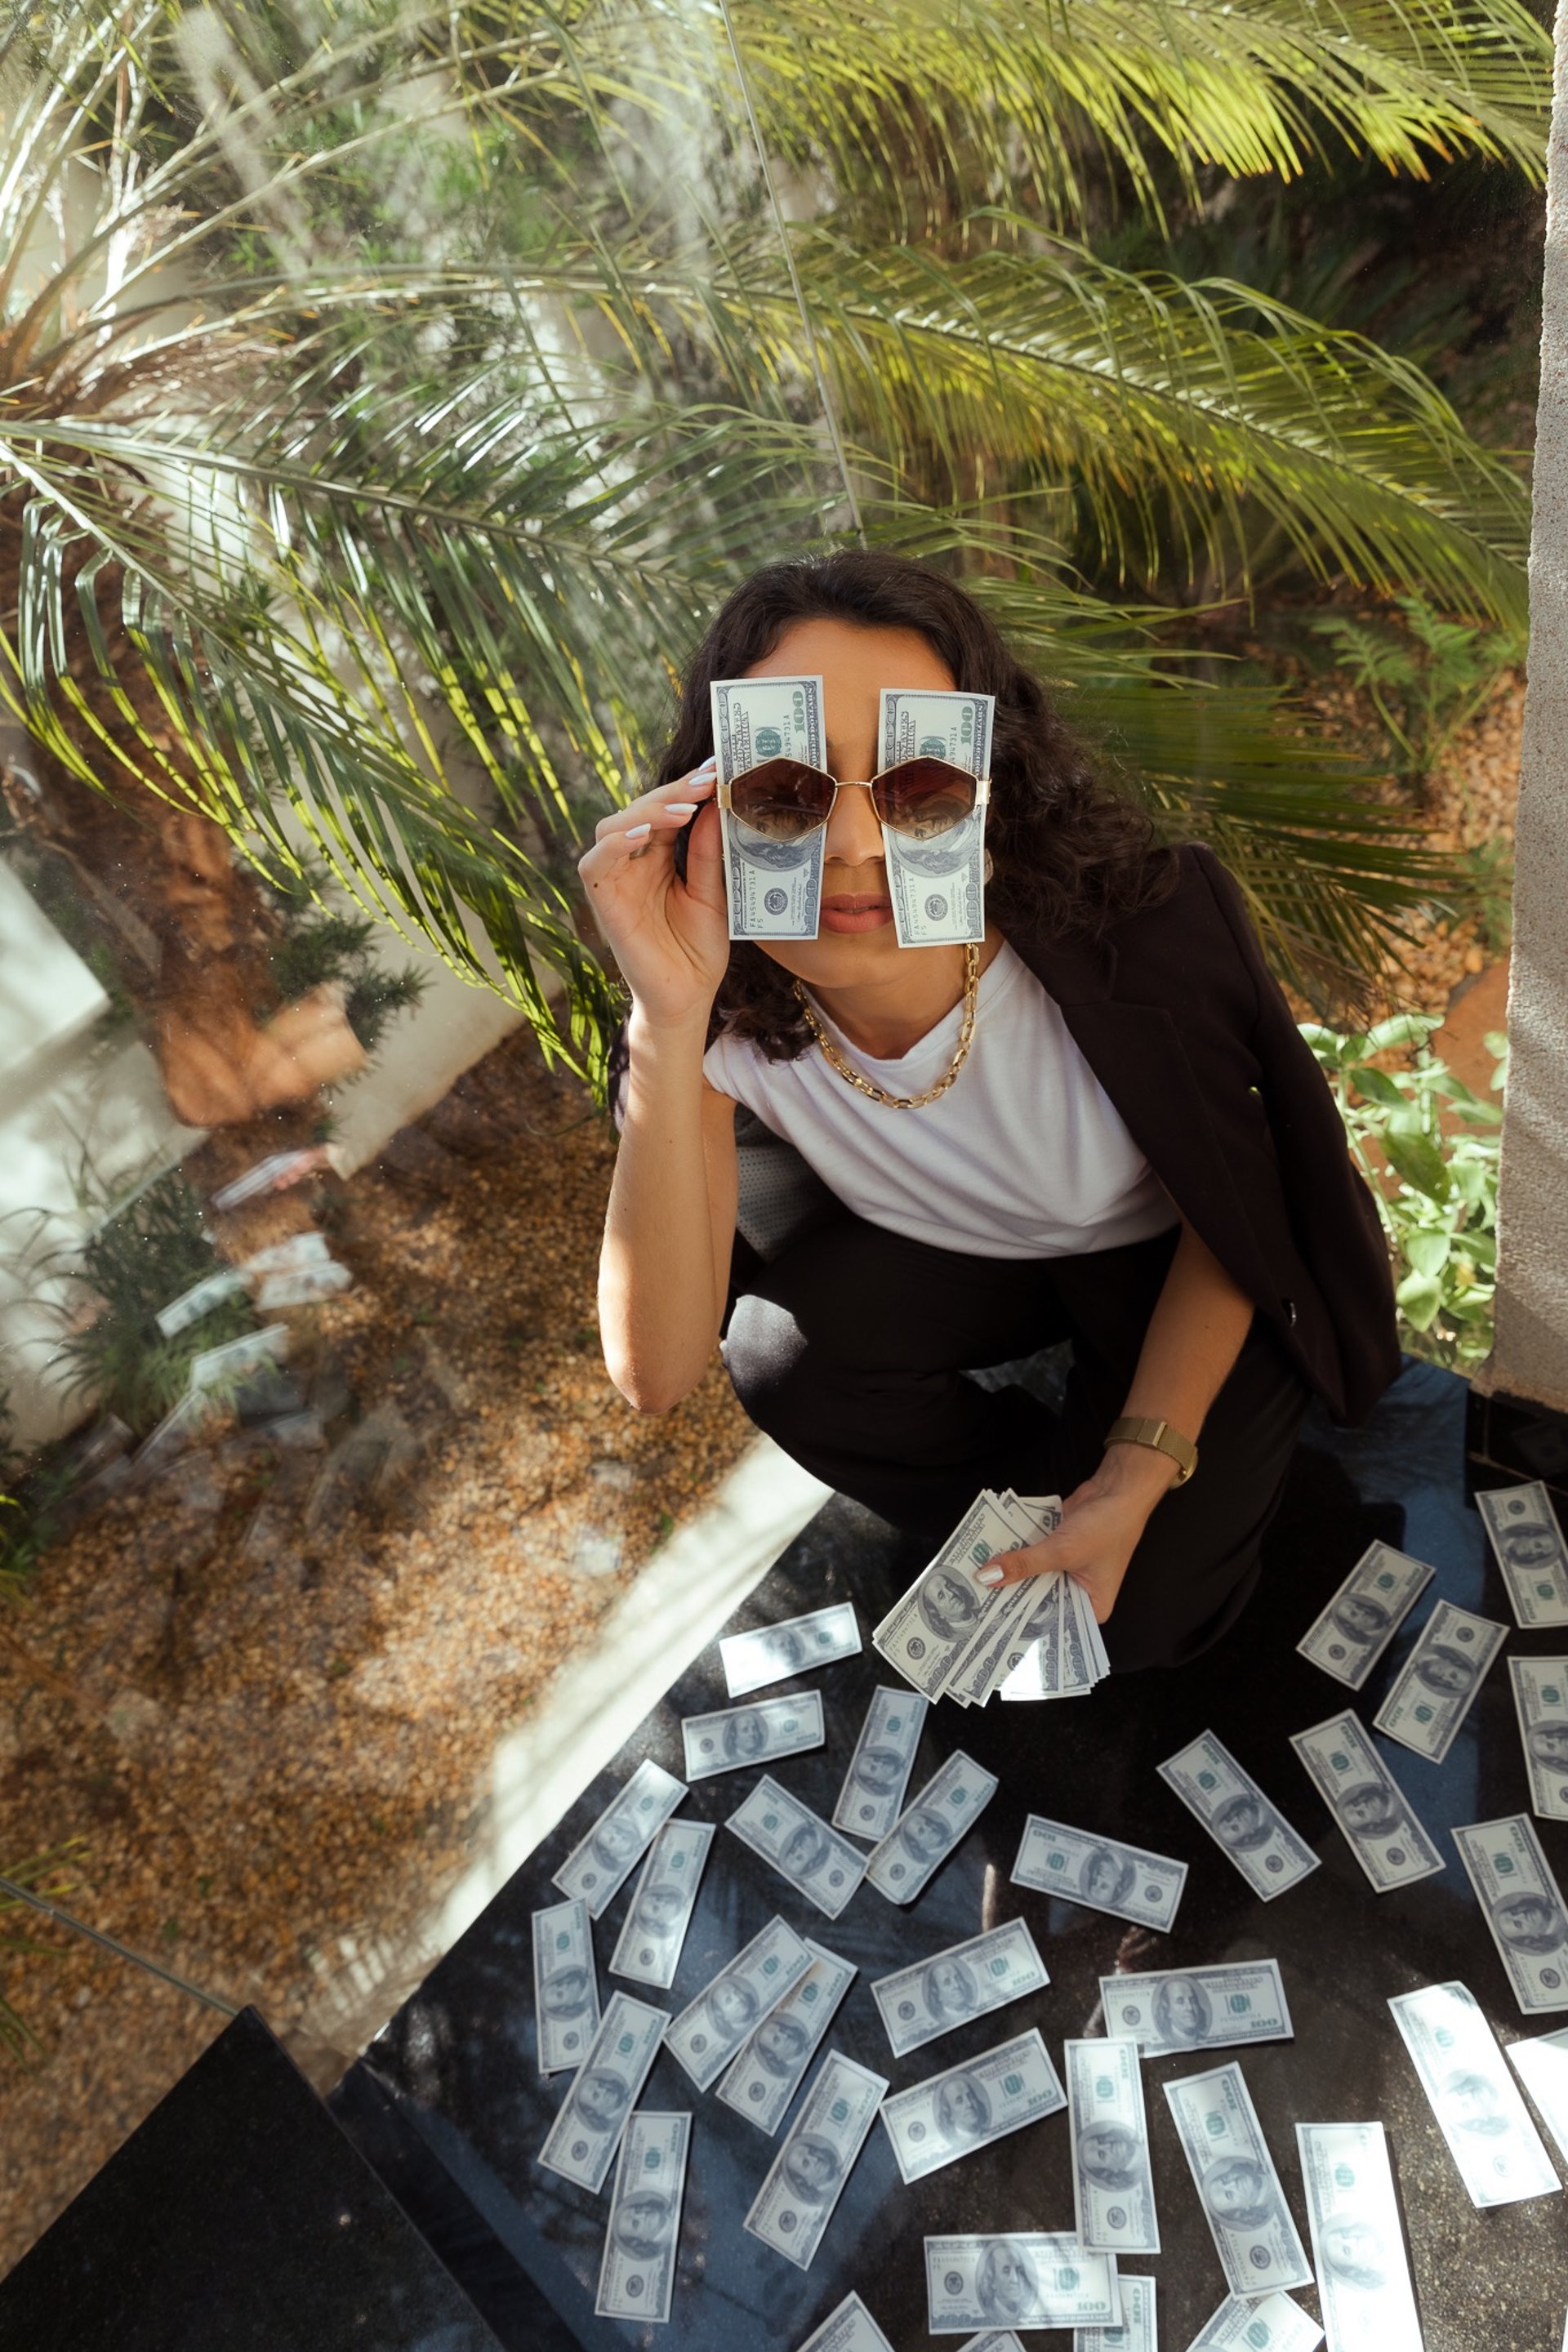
top-left (825, 779), bottom-right (884, 866)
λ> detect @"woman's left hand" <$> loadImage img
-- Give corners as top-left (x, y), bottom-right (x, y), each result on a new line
top-left (978, 1447), bottom-right (1178, 1624)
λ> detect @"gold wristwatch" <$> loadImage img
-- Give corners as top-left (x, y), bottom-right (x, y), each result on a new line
top-left (1106, 1414), bottom-right (1198, 1487)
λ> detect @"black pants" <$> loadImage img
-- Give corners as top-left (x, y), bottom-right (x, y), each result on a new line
top-left (721, 1213), bottom-right (1312, 1674)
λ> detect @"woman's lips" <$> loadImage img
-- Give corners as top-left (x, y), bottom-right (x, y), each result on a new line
top-left (820, 895), bottom-right (893, 934)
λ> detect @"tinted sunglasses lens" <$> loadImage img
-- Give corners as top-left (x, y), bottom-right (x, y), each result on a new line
top-left (873, 758), bottom-right (978, 839)
top-left (728, 757), bottom-right (835, 841)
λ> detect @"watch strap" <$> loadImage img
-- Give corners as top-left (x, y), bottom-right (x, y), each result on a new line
top-left (1106, 1414), bottom-right (1198, 1486)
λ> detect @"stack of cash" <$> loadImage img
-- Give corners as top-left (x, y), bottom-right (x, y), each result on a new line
top-left (873, 1489), bottom-right (1107, 1709)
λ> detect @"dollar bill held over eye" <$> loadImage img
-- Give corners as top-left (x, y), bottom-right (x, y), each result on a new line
top-left (682, 1691), bottom-right (825, 1781)
top-left (1162, 2061), bottom-right (1313, 2297)
top-left (665, 1914), bottom-right (815, 2091)
top-left (1295, 1540), bottom-right (1435, 1687)
top-left (727, 1776), bottom-right (870, 1920)
top-left (532, 1895), bottom-right (600, 2074)
top-left (1075, 2275), bottom-right (1155, 2352)
top-left (742, 2050), bottom-right (889, 2271)
top-left (1288, 1711), bottom-right (1444, 1893)
top-left (871, 1919), bottom-right (1049, 2058)
top-left (720, 1604), bottom-right (862, 1698)
top-left (536, 1991), bottom-right (668, 2194)
top-left (865, 1750), bottom-right (999, 1904)
top-left (1157, 1731), bottom-right (1320, 1901)
top-left (876, 689), bottom-right (995, 950)
top-left (550, 1757), bottom-right (687, 1919)
top-left (1296, 2120), bottom-right (1423, 2352)
top-left (1066, 2037), bottom-right (1160, 2256)
top-left (1452, 1813), bottom-right (1568, 2013)
top-left (880, 2028), bottom-right (1065, 2185)
top-left (1505, 2023), bottom-right (1568, 2167)
top-left (791, 2293), bottom-right (897, 2352)
top-left (923, 2234), bottom-right (1121, 2334)
top-left (1186, 2292), bottom-right (1323, 2352)
top-left (1388, 1979), bottom-right (1560, 2207)
top-left (608, 1820), bottom-right (715, 1989)
top-left (1477, 1480), bottom-right (1568, 1627)
top-left (711, 675), bottom-right (827, 941)
top-left (595, 2110), bottom-right (691, 2325)
top-left (1510, 1658), bottom-right (1568, 1821)
top-left (1370, 1598), bottom-right (1506, 1764)
top-left (717, 1940), bottom-right (858, 2136)
top-left (1098, 1959), bottom-right (1293, 2058)
top-left (1010, 1815), bottom-right (1187, 1932)
top-left (832, 1685), bottom-right (929, 1843)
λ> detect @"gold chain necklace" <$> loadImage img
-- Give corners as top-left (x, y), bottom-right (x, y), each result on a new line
top-left (794, 943), bottom-right (981, 1111)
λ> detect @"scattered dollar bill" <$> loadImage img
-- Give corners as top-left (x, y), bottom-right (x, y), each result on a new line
top-left (1099, 1960), bottom-right (1293, 2058)
top-left (683, 1691), bottom-right (824, 1781)
top-left (254, 1259), bottom-right (353, 1309)
top-left (866, 1750), bottom-right (999, 1904)
top-left (532, 1896), bottom-right (600, 2074)
top-left (154, 1267), bottom-right (248, 1339)
top-left (832, 1685), bottom-right (929, 1842)
top-left (1371, 1598), bottom-right (1506, 1763)
top-left (743, 2050), bottom-right (889, 2272)
top-left (665, 1915), bottom-right (815, 2091)
top-left (712, 675), bottom-right (827, 941)
top-left (717, 1940), bottom-right (858, 2135)
top-left (208, 1143), bottom-right (336, 1212)
top-left (1158, 1732), bottom-right (1320, 1902)
top-left (1388, 1979), bottom-right (1560, 2207)
top-left (793, 2294), bottom-right (896, 2352)
top-left (1163, 2062), bottom-right (1312, 2296)
top-left (1505, 2024), bottom-right (1568, 2167)
top-left (240, 1230), bottom-right (332, 1277)
top-left (1074, 2274), bottom-right (1155, 2352)
top-left (1289, 1712), bottom-right (1443, 1892)
top-left (924, 2235), bottom-right (1121, 2334)
top-left (957, 2336), bottom-right (1026, 2352)
top-left (595, 2110), bottom-right (690, 2323)
top-left (728, 1776), bottom-right (868, 1919)
top-left (871, 1919), bottom-right (1049, 2058)
top-left (1453, 1814), bottom-right (1568, 2013)
top-left (872, 1493), bottom-right (1037, 1701)
top-left (551, 1759), bottom-right (686, 1919)
top-left (1067, 2038), bottom-right (1159, 2256)
top-left (1187, 2293), bottom-right (1322, 2352)
top-left (1296, 2120), bottom-right (1423, 2352)
top-left (1510, 1656), bottom-right (1568, 1821)
top-left (608, 1820), bottom-right (715, 1989)
top-left (537, 1992), bottom-right (667, 2194)
top-left (187, 1321), bottom-right (290, 1395)
top-left (880, 2029), bottom-right (1065, 2185)
top-left (721, 1603), bottom-right (862, 1698)
top-left (1478, 1480), bottom-right (1568, 1627)
top-left (877, 689), bottom-right (994, 949)
top-left (1296, 1541), bottom-right (1435, 1688)
top-left (1012, 1816), bottom-right (1187, 1932)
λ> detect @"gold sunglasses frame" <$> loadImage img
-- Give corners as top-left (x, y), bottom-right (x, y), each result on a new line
top-left (717, 758), bottom-right (991, 841)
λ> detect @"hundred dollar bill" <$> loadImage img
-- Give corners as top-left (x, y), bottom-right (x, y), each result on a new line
top-left (1099, 1959), bottom-right (1292, 2058)
top-left (712, 675), bottom-right (826, 942)
top-left (878, 689), bottom-right (993, 951)
top-left (728, 1776), bottom-right (868, 1920)
top-left (240, 1230), bottom-right (332, 1277)
top-left (532, 1896), bottom-right (600, 2074)
top-left (1505, 2023), bottom-right (1568, 2167)
top-left (1074, 2275), bottom-right (1155, 2352)
top-left (1158, 1732), bottom-right (1320, 1902)
top-left (1288, 1712), bottom-right (1443, 1893)
top-left (187, 1321), bottom-right (289, 1395)
top-left (1478, 1480), bottom-right (1568, 1628)
top-left (743, 2050), bottom-right (889, 2271)
top-left (608, 1820), bottom-right (715, 1989)
top-left (871, 1918), bottom-right (1049, 2058)
top-left (1188, 2293), bottom-right (1322, 2352)
top-left (721, 1602), bottom-right (861, 1698)
top-left (943, 1496), bottom-right (1063, 1704)
top-left (1296, 1541), bottom-right (1434, 1688)
top-left (665, 1914), bottom-right (814, 2091)
top-left (537, 1991), bottom-right (668, 2194)
top-left (595, 2110), bottom-right (690, 2323)
top-left (1510, 1656), bottom-right (1568, 1822)
top-left (1067, 2038), bottom-right (1159, 2256)
top-left (956, 2336), bottom-right (1026, 2352)
top-left (1388, 1978), bottom-right (1559, 2207)
top-left (718, 1940), bottom-right (857, 2135)
top-left (1012, 1816), bottom-right (1187, 1932)
top-left (1453, 1813), bottom-right (1568, 2013)
top-left (683, 1691), bottom-right (824, 1781)
top-left (794, 2294), bottom-right (896, 2352)
top-left (832, 1685), bottom-right (929, 1842)
top-left (1163, 2062), bottom-right (1313, 2295)
top-left (1296, 2120), bottom-right (1423, 2352)
top-left (255, 1259), bottom-right (352, 1309)
top-left (881, 2028), bottom-right (1066, 2185)
top-left (924, 2234), bottom-right (1120, 2334)
top-left (551, 1758), bottom-right (686, 1919)
top-left (995, 1571), bottom-right (1104, 1703)
top-left (873, 1493), bottom-right (1036, 1700)
top-left (1371, 1597), bottom-right (1506, 1763)
top-left (154, 1267), bottom-right (248, 1339)
top-left (866, 1750), bottom-right (999, 1904)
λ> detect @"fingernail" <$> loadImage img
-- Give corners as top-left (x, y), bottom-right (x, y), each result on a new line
top-left (976, 1564), bottom-right (1004, 1587)
top-left (626, 822), bottom-right (652, 840)
top-left (665, 802), bottom-right (697, 817)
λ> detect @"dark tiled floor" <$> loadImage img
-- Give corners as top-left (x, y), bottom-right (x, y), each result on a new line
top-left (336, 1358), bottom-right (1568, 2350)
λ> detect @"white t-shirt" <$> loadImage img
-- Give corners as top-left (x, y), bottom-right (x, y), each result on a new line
top-left (703, 942), bottom-right (1178, 1260)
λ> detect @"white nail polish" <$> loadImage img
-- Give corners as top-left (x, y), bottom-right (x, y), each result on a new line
top-left (976, 1564), bottom-right (1004, 1586)
top-left (626, 822), bottom-right (652, 840)
top-left (665, 802), bottom-right (697, 817)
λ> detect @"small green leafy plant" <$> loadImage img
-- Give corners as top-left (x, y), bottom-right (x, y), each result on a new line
top-left (1307, 595), bottom-right (1524, 796)
top-left (1302, 1014), bottom-right (1507, 1370)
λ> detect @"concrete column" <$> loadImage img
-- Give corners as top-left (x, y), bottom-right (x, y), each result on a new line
top-left (1477, 0), bottom-right (1568, 1418)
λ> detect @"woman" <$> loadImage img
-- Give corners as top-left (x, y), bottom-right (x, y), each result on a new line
top-left (582, 551), bottom-right (1399, 1673)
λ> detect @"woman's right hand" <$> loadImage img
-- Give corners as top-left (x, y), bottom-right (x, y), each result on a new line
top-left (577, 759), bottom-right (728, 1031)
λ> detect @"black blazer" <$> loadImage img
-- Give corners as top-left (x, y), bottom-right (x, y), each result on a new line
top-left (1009, 841), bottom-right (1401, 1427)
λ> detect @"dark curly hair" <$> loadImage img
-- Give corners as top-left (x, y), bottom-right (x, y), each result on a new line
top-left (653, 550), bottom-right (1183, 1058)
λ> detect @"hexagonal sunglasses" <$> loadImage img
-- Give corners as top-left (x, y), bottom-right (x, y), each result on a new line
top-left (719, 753), bottom-right (990, 844)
